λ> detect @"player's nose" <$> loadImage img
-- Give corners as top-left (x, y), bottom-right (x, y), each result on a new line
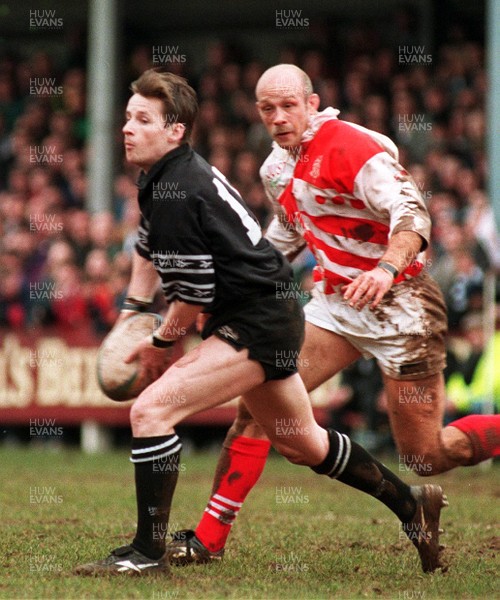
top-left (273, 107), bottom-right (287, 125)
top-left (122, 120), bottom-right (134, 135)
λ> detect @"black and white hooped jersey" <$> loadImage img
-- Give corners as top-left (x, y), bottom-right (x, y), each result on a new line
top-left (135, 143), bottom-right (293, 314)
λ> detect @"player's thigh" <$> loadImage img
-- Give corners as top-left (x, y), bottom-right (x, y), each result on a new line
top-left (240, 373), bottom-right (328, 465)
top-left (383, 372), bottom-right (446, 458)
top-left (131, 336), bottom-right (266, 433)
top-left (299, 322), bottom-right (361, 392)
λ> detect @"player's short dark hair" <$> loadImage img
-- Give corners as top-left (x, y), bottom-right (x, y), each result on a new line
top-left (131, 69), bottom-right (198, 142)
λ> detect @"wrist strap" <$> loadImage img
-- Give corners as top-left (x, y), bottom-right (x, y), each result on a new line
top-left (122, 296), bottom-right (153, 313)
top-left (126, 295), bottom-right (153, 305)
top-left (122, 302), bottom-right (148, 313)
top-left (377, 261), bottom-right (399, 278)
top-left (151, 333), bottom-right (176, 348)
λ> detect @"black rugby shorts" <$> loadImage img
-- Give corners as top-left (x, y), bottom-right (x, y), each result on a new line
top-left (201, 294), bottom-right (305, 381)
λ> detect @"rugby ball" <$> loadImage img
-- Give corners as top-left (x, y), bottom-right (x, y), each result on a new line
top-left (97, 312), bottom-right (165, 401)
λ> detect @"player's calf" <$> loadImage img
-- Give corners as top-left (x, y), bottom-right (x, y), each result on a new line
top-left (384, 373), bottom-right (472, 475)
top-left (397, 446), bottom-right (451, 477)
top-left (397, 425), bottom-right (484, 476)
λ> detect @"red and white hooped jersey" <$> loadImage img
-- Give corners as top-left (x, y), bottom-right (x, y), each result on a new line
top-left (263, 114), bottom-right (431, 293)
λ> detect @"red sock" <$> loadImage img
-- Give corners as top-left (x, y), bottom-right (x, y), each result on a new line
top-left (448, 414), bottom-right (500, 463)
top-left (195, 435), bottom-right (271, 552)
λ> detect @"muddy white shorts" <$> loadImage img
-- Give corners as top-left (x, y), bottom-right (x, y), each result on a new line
top-left (304, 271), bottom-right (447, 380)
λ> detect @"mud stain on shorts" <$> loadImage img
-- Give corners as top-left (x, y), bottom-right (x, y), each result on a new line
top-left (393, 272), bottom-right (447, 377)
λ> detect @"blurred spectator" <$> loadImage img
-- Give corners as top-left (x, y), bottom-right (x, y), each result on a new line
top-left (63, 208), bottom-right (92, 267)
top-left (84, 249), bottom-right (118, 334)
top-left (231, 150), bottom-right (260, 198)
top-left (120, 197), bottom-right (141, 256)
top-left (89, 212), bottom-right (121, 259)
top-left (207, 148), bottom-right (232, 178)
top-left (0, 268), bottom-right (27, 328)
top-left (109, 251), bottom-right (132, 307)
top-left (28, 239), bottom-right (77, 326)
top-left (49, 261), bottom-right (88, 329)
top-left (245, 182), bottom-right (271, 227)
top-left (446, 312), bottom-right (500, 419)
top-left (445, 247), bottom-right (484, 330)
top-left (0, 72), bottom-right (24, 132)
top-left (463, 189), bottom-right (499, 270)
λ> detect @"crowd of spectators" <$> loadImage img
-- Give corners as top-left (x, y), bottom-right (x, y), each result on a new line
top-left (0, 20), bottom-right (497, 432)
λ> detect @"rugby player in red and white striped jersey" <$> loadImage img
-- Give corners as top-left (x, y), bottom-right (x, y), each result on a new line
top-left (166, 64), bottom-right (499, 568)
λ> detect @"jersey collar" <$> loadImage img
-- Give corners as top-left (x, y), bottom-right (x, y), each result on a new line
top-left (137, 143), bottom-right (191, 190)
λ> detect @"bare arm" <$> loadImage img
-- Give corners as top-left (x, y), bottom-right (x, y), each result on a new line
top-left (379, 230), bottom-right (423, 274)
top-left (127, 249), bottom-right (161, 302)
top-left (155, 300), bottom-right (204, 341)
top-left (115, 250), bottom-right (161, 324)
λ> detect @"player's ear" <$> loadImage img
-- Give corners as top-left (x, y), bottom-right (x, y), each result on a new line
top-left (165, 122), bottom-right (186, 143)
top-left (307, 93), bottom-right (320, 112)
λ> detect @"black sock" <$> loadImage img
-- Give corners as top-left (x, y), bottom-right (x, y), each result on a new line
top-left (311, 429), bottom-right (416, 522)
top-left (130, 433), bottom-right (182, 559)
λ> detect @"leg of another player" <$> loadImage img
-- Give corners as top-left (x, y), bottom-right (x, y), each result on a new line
top-left (190, 401), bottom-right (272, 554)
top-left (383, 372), bottom-right (500, 475)
top-left (191, 324), bottom-right (362, 554)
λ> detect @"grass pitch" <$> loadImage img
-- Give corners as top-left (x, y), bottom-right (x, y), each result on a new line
top-left (0, 447), bottom-right (498, 600)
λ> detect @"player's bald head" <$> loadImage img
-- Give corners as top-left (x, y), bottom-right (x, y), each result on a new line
top-left (255, 64), bottom-right (320, 148)
top-left (255, 64), bottom-right (313, 101)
